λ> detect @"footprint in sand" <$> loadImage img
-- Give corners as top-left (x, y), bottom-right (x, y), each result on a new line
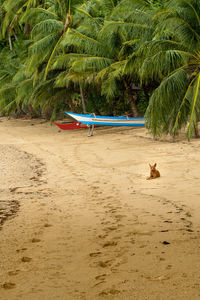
top-left (102, 241), bottom-right (118, 248)
top-left (185, 228), bottom-right (194, 232)
top-left (1, 282), bottom-right (16, 289)
top-left (101, 221), bottom-right (112, 226)
top-left (9, 187), bottom-right (20, 192)
top-left (159, 257), bottom-right (166, 261)
top-left (89, 252), bottom-right (102, 258)
top-left (21, 257), bottom-right (32, 262)
top-left (16, 248), bottom-right (27, 253)
top-left (44, 223), bottom-right (52, 227)
top-left (164, 220), bottom-right (173, 223)
top-left (93, 281), bottom-right (106, 287)
top-left (114, 215), bottom-right (126, 221)
top-left (166, 265), bottom-right (172, 269)
top-left (98, 260), bottom-right (113, 268)
top-left (104, 226), bottom-right (118, 232)
top-left (95, 274), bottom-right (106, 281)
top-left (185, 211), bottom-right (192, 217)
top-left (98, 234), bottom-right (108, 239)
top-left (99, 288), bottom-right (120, 296)
top-left (133, 231), bottom-right (153, 236)
top-left (31, 238), bottom-right (41, 243)
top-left (8, 270), bottom-right (20, 276)
top-left (130, 238), bottom-right (135, 244)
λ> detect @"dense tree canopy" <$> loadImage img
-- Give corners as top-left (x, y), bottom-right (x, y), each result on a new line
top-left (0, 0), bottom-right (200, 139)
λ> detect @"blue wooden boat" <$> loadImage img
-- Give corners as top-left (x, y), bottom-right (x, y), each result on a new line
top-left (66, 112), bottom-right (145, 127)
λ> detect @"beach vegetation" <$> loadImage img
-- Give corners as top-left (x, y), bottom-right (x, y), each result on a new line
top-left (0, 0), bottom-right (200, 139)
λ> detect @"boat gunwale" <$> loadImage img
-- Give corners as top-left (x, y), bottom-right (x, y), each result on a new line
top-left (66, 112), bottom-right (145, 120)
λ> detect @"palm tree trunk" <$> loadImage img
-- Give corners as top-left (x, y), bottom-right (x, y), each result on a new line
top-left (80, 85), bottom-right (87, 113)
top-left (125, 82), bottom-right (139, 117)
top-left (28, 104), bottom-right (35, 118)
top-left (194, 122), bottom-right (199, 138)
top-left (130, 94), bottom-right (139, 117)
top-left (25, 24), bottom-right (31, 37)
top-left (68, 98), bottom-right (78, 113)
top-left (194, 114), bottom-right (200, 138)
top-left (8, 31), bottom-right (12, 50)
top-left (13, 29), bottom-right (18, 41)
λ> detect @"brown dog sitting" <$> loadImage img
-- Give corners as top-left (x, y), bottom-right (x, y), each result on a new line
top-left (146, 163), bottom-right (160, 180)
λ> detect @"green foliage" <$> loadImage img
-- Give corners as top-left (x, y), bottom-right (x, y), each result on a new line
top-left (0, 0), bottom-right (200, 140)
top-left (144, 0), bottom-right (200, 139)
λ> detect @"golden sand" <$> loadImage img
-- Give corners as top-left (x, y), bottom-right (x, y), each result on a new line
top-left (0, 117), bottom-right (200, 300)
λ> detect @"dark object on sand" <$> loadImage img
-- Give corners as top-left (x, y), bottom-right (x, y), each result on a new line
top-left (162, 241), bottom-right (170, 245)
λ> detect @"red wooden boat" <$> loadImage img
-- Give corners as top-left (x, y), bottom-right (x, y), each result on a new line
top-left (53, 121), bottom-right (87, 130)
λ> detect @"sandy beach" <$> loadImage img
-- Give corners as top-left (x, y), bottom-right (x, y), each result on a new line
top-left (0, 117), bottom-right (200, 300)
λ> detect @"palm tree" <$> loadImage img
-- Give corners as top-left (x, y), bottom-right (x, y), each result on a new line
top-left (53, 0), bottom-right (154, 116)
top-left (0, 0), bottom-right (87, 118)
top-left (0, 0), bottom-right (44, 50)
top-left (20, 0), bottom-right (84, 80)
top-left (143, 0), bottom-right (200, 139)
top-left (0, 38), bottom-right (29, 115)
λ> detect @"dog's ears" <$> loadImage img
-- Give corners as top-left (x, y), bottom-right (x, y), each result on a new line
top-left (154, 163), bottom-right (157, 168)
top-left (149, 164), bottom-right (152, 168)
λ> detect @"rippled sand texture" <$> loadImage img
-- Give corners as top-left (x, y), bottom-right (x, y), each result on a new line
top-left (0, 118), bottom-right (200, 300)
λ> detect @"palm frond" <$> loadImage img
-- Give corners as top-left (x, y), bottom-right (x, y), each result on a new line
top-left (31, 19), bottom-right (63, 38)
top-left (140, 49), bottom-right (190, 84)
top-left (70, 56), bottom-right (114, 73)
top-left (187, 73), bottom-right (200, 139)
top-left (63, 29), bottom-right (108, 56)
top-left (20, 7), bottom-right (58, 25)
top-left (29, 33), bottom-right (58, 54)
top-left (145, 67), bottom-right (188, 136)
top-left (53, 53), bottom-right (88, 69)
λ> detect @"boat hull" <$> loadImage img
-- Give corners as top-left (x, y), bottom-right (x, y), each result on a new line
top-left (66, 112), bottom-right (145, 126)
top-left (53, 122), bottom-right (87, 130)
